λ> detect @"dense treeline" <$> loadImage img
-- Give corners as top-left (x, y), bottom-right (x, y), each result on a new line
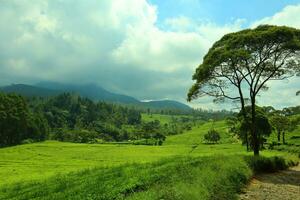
top-left (0, 93), bottom-right (201, 147)
top-left (141, 107), bottom-right (233, 121)
top-left (0, 93), bottom-right (49, 147)
top-left (30, 93), bottom-right (143, 143)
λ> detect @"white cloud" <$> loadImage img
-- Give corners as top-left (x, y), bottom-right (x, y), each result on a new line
top-left (0, 0), bottom-right (241, 100)
top-left (0, 0), bottom-right (298, 109)
top-left (252, 4), bottom-right (300, 28)
top-left (164, 16), bottom-right (194, 31)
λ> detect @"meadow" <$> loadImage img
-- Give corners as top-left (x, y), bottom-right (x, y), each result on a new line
top-left (0, 120), bottom-right (237, 186)
top-left (0, 115), bottom-right (299, 200)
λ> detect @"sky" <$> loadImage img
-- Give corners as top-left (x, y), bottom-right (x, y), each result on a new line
top-left (0, 0), bottom-right (300, 110)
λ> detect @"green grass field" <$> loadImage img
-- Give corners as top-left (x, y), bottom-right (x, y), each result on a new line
top-left (141, 113), bottom-right (194, 124)
top-left (142, 113), bottom-right (176, 124)
top-left (0, 121), bottom-right (232, 186)
top-left (0, 119), bottom-right (299, 199)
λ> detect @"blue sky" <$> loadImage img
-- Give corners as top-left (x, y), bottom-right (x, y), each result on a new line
top-left (0, 0), bottom-right (299, 110)
top-left (151, 0), bottom-right (300, 26)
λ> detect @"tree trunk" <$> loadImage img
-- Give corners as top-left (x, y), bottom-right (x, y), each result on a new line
top-left (239, 88), bottom-right (249, 151)
top-left (282, 131), bottom-right (286, 144)
top-left (277, 130), bottom-right (281, 143)
top-left (251, 97), bottom-right (259, 156)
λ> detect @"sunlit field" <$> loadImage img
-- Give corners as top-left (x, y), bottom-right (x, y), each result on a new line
top-left (0, 120), bottom-right (297, 190)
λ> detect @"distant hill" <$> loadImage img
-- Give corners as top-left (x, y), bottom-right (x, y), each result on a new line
top-left (36, 82), bottom-right (140, 104)
top-left (0, 82), bottom-right (192, 111)
top-left (142, 100), bottom-right (192, 111)
top-left (0, 84), bottom-right (61, 97)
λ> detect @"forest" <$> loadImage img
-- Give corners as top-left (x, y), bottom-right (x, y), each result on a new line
top-left (0, 92), bottom-right (209, 147)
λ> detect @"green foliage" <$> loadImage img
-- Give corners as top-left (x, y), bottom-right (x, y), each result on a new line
top-left (188, 25), bottom-right (300, 102)
top-left (270, 114), bottom-right (291, 144)
top-left (228, 106), bottom-right (272, 150)
top-left (244, 156), bottom-right (295, 173)
top-left (271, 145), bottom-right (300, 158)
top-left (30, 93), bottom-right (143, 142)
top-left (52, 129), bottom-right (99, 143)
top-left (0, 93), bottom-right (49, 147)
top-left (188, 25), bottom-right (300, 156)
top-left (204, 129), bottom-right (221, 143)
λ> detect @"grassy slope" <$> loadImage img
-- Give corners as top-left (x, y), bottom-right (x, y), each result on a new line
top-left (141, 113), bottom-right (182, 124)
top-left (0, 156), bottom-right (253, 200)
top-left (0, 141), bottom-right (190, 186)
top-left (166, 120), bottom-right (237, 145)
top-left (0, 120), bottom-right (237, 186)
top-left (0, 118), bottom-right (298, 199)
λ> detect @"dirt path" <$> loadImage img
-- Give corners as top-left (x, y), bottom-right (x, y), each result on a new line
top-left (240, 165), bottom-right (300, 200)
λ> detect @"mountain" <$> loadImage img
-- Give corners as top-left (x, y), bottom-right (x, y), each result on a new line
top-left (0, 82), bottom-right (192, 111)
top-left (0, 84), bottom-right (61, 97)
top-left (35, 82), bottom-right (139, 104)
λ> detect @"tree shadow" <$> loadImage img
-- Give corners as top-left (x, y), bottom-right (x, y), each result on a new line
top-left (255, 167), bottom-right (300, 187)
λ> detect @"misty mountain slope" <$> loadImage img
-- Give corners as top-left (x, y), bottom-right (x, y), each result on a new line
top-left (0, 84), bottom-right (61, 97)
top-left (36, 82), bottom-right (140, 104)
top-left (0, 82), bottom-right (192, 111)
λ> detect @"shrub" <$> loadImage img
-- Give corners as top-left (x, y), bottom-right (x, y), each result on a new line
top-left (204, 129), bottom-right (221, 143)
top-left (244, 156), bottom-right (290, 173)
top-left (21, 139), bottom-right (35, 144)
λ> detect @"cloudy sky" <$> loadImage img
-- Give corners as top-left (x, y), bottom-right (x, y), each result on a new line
top-left (0, 0), bottom-right (299, 110)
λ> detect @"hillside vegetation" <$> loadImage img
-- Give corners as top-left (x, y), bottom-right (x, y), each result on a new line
top-left (0, 121), bottom-right (297, 199)
top-left (0, 93), bottom-right (299, 199)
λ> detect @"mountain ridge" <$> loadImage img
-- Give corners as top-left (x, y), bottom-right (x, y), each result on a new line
top-left (0, 83), bottom-right (192, 111)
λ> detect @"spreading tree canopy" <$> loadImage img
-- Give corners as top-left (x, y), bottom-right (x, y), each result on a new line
top-left (188, 25), bottom-right (300, 155)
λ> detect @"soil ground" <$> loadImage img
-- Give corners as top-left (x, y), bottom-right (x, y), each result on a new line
top-left (240, 164), bottom-right (300, 200)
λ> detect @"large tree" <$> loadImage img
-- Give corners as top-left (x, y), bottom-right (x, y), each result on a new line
top-left (188, 25), bottom-right (300, 155)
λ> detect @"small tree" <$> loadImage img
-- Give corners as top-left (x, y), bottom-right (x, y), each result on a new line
top-left (204, 129), bottom-right (221, 144)
top-left (283, 116), bottom-right (299, 144)
top-left (270, 114), bottom-right (289, 143)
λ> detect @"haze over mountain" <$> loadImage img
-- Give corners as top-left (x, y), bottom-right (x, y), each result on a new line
top-left (0, 83), bottom-right (192, 111)
top-left (0, 0), bottom-right (299, 109)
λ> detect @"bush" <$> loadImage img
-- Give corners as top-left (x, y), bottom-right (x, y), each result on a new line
top-left (52, 129), bottom-right (99, 143)
top-left (244, 156), bottom-right (291, 173)
top-left (21, 139), bottom-right (35, 144)
top-left (204, 129), bottom-right (221, 143)
top-left (132, 138), bottom-right (164, 146)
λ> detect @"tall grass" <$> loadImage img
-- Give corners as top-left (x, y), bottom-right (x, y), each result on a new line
top-left (0, 154), bottom-right (297, 200)
top-left (0, 155), bottom-right (246, 200)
